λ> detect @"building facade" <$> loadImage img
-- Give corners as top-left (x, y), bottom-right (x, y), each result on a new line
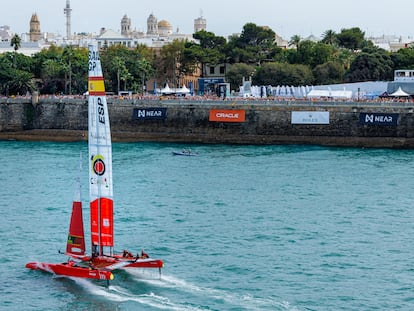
top-left (29, 13), bottom-right (41, 42)
top-left (194, 15), bottom-right (206, 33)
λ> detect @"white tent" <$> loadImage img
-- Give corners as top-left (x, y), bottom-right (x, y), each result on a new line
top-left (177, 85), bottom-right (190, 94)
top-left (161, 83), bottom-right (173, 94)
top-left (390, 87), bottom-right (410, 97)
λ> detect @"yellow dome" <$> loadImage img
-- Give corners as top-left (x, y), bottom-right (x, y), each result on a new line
top-left (158, 20), bottom-right (171, 28)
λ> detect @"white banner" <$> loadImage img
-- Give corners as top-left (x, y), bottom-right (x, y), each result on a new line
top-left (291, 111), bottom-right (330, 124)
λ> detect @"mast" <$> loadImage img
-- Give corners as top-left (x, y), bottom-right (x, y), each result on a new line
top-left (88, 45), bottom-right (114, 256)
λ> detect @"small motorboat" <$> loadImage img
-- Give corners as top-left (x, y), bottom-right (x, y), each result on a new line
top-left (172, 149), bottom-right (198, 156)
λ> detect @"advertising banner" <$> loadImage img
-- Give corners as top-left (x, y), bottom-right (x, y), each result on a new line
top-left (291, 111), bottom-right (330, 124)
top-left (133, 108), bottom-right (167, 120)
top-left (209, 109), bottom-right (246, 123)
top-left (359, 113), bottom-right (399, 126)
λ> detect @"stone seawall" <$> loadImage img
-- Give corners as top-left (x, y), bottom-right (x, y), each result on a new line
top-left (1, 97), bottom-right (414, 148)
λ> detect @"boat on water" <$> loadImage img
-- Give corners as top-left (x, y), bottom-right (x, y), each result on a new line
top-left (172, 149), bottom-right (198, 156)
top-left (25, 45), bottom-right (163, 282)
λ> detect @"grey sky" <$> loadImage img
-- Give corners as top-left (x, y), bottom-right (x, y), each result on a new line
top-left (2, 0), bottom-right (414, 40)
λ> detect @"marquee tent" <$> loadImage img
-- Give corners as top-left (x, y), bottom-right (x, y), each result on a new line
top-left (389, 87), bottom-right (410, 97)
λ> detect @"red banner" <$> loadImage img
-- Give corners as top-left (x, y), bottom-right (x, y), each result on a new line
top-left (209, 109), bottom-right (246, 122)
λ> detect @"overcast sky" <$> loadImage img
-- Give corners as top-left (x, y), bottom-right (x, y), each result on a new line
top-left (2, 0), bottom-right (414, 40)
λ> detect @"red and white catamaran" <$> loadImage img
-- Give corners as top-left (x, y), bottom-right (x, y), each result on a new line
top-left (26, 45), bottom-right (163, 281)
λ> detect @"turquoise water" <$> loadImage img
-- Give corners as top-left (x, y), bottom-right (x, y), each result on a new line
top-left (1, 141), bottom-right (414, 310)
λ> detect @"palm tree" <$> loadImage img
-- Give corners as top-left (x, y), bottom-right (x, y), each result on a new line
top-left (136, 59), bottom-right (154, 94)
top-left (321, 30), bottom-right (338, 46)
top-left (10, 34), bottom-right (21, 67)
top-left (111, 57), bottom-right (128, 94)
top-left (289, 35), bottom-right (301, 48)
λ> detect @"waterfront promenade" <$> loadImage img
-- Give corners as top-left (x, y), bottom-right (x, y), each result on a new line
top-left (1, 96), bottom-right (414, 148)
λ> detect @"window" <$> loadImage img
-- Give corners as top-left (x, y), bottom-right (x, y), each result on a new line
top-left (209, 66), bottom-right (215, 74)
top-left (220, 66), bottom-right (225, 74)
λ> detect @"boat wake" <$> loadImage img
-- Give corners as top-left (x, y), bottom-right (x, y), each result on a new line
top-left (67, 271), bottom-right (296, 310)
top-left (71, 277), bottom-right (201, 310)
top-left (123, 270), bottom-right (296, 310)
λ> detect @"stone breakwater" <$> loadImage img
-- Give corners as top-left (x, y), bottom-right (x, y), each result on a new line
top-left (1, 97), bottom-right (414, 148)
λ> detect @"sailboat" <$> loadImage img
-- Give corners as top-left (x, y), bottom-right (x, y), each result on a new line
top-left (25, 45), bottom-right (163, 281)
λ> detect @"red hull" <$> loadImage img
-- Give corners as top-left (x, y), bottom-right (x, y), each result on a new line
top-left (90, 255), bottom-right (164, 269)
top-left (125, 259), bottom-right (163, 268)
top-left (25, 261), bottom-right (113, 280)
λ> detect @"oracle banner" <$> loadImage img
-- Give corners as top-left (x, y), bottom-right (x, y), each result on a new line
top-left (209, 109), bottom-right (246, 123)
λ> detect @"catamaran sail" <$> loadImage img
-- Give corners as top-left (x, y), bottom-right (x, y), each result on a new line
top-left (88, 45), bottom-right (114, 256)
top-left (66, 156), bottom-right (85, 256)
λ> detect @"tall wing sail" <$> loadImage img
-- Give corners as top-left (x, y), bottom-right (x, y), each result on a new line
top-left (66, 155), bottom-right (86, 256)
top-left (88, 45), bottom-right (114, 252)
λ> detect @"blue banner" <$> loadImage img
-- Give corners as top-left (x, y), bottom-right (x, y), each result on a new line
top-left (189, 81), bottom-right (193, 96)
top-left (133, 108), bottom-right (167, 120)
top-left (359, 113), bottom-right (399, 126)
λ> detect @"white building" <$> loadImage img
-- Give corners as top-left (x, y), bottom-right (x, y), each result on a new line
top-left (369, 35), bottom-right (414, 52)
top-left (96, 13), bottom-right (197, 49)
top-left (0, 25), bottom-right (12, 42)
top-left (194, 14), bottom-right (206, 33)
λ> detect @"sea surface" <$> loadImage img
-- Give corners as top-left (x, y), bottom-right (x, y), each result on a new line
top-left (1, 141), bottom-right (414, 310)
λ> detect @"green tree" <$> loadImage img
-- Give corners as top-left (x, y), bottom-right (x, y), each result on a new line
top-left (332, 48), bottom-right (355, 70)
top-left (225, 63), bottom-right (256, 91)
top-left (254, 62), bottom-right (314, 86)
top-left (288, 40), bottom-right (333, 67)
top-left (289, 35), bottom-right (302, 48)
top-left (5, 70), bottom-right (35, 95)
top-left (68, 47), bottom-right (88, 95)
top-left (32, 45), bottom-right (64, 93)
top-left (391, 47), bottom-right (414, 70)
top-left (227, 23), bottom-right (277, 64)
top-left (313, 61), bottom-right (345, 84)
top-left (62, 46), bottom-right (75, 94)
top-left (336, 27), bottom-right (366, 50)
top-left (99, 44), bottom-right (156, 94)
top-left (40, 59), bottom-right (66, 94)
top-left (345, 47), bottom-right (393, 82)
top-left (100, 45), bottom-right (130, 93)
top-left (321, 30), bottom-right (338, 46)
top-left (194, 30), bottom-right (226, 50)
top-left (132, 44), bottom-right (156, 93)
top-left (10, 34), bottom-right (21, 67)
top-left (135, 58), bottom-right (154, 93)
top-left (111, 56), bottom-right (128, 94)
top-left (0, 52), bottom-right (35, 95)
top-left (32, 45), bottom-right (61, 76)
top-left (155, 40), bottom-right (186, 87)
top-left (185, 30), bottom-right (227, 76)
top-left (31, 45), bottom-right (87, 95)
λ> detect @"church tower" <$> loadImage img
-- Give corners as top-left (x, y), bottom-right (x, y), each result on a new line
top-left (121, 14), bottom-right (131, 36)
top-left (29, 13), bottom-right (41, 42)
top-left (147, 13), bottom-right (158, 36)
top-left (63, 0), bottom-right (72, 40)
top-left (194, 11), bottom-right (206, 33)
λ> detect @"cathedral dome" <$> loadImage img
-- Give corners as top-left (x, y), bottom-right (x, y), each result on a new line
top-left (158, 20), bottom-right (171, 28)
top-left (158, 20), bottom-right (172, 36)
